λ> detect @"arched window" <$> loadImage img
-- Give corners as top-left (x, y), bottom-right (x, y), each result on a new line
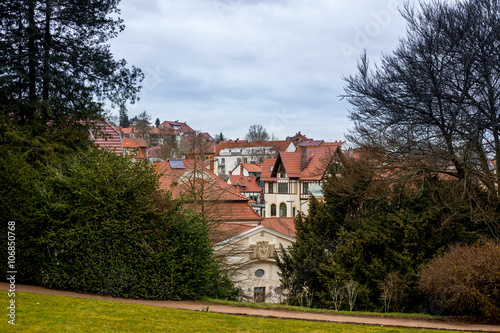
top-left (279, 203), bottom-right (287, 217)
top-left (270, 204), bottom-right (277, 217)
top-left (292, 207), bottom-right (296, 217)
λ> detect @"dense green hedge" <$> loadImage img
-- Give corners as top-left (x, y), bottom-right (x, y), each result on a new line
top-left (1, 121), bottom-right (238, 300)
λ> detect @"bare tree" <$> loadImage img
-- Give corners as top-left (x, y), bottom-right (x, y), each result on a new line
top-left (328, 281), bottom-right (346, 311)
top-left (345, 280), bottom-right (359, 311)
top-left (245, 125), bottom-right (270, 142)
top-left (134, 110), bottom-right (152, 143)
top-left (342, 0), bottom-right (500, 237)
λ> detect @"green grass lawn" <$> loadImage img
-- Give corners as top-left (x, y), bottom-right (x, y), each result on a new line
top-left (0, 291), bottom-right (470, 332)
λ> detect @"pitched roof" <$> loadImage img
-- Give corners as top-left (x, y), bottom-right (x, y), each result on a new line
top-left (261, 158), bottom-right (277, 180)
top-left (228, 174), bottom-right (262, 193)
top-left (90, 120), bottom-right (123, 156)
top-left (261, 144), bottom-right (342, 181)
top-left (157, 159), bottom-right (262, 223)
top-left (120, 127), bottom-right (135, 135)
top-left (261, 217), bottom-right (296, 237)
top-left (241, 163), bottom-right (263, 173)
top-left (215, 140), bottom-right (293, 156)
top-left (200, 132), bottom-right (214, 141)
top-left (298, 140), bottom-right (324, 147)
top-left (122, 137), bottom-right (147, 148)
top-left (211, 223), bottom-right (256, 243)
top-left (158, 121), bottom-right (195, 135)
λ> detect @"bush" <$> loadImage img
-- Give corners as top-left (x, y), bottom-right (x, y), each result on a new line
top-left (2, 145), bottom-right (238, 301)
top-left (419, 240), bottom-right (500, 321)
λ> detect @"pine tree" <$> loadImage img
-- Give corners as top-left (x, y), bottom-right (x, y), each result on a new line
top-left (0, 0), bottom-right (143, 123)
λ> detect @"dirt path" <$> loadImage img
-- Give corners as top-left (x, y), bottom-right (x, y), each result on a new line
top-left (1, 283), bottom-right (499, 332)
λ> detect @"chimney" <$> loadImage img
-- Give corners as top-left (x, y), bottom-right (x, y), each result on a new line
top-left (209, 159), bottom-right (215, 172)
top-left (240, 163), bottom-right (244, 175)
top-left (229, 170), bottom-right (232, 176)
top-left (300, 146), bottom-right (307, 171)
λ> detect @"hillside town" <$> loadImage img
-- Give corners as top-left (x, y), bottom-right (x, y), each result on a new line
top-left (93, 117), bottom-right (348, 302)
top-left (3, 0), bottom-right (500, 328)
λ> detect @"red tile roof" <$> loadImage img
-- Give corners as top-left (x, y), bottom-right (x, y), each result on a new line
top-left (200, 132), bottom-right (214, 141)
top-left (298, 140), bottom-right (324, 147)
top-left (228, 174), bottom-right (262, 193)
top-left (122, 137), bottom-right (147, 148)
top-left (240, 163), bottom-right (263, 173)
top-left (215, 140), bottom-right (293, 156)
top-left (211, 223), bottom-right (256, 243)
top-left (261, 158), bottom-right (277, 180)
top-left (261, 144), bottom-right (342, 181)
top-left (90, 120), bottom-right (124, 156)
top-left (261, 217), bottom-right (296, 237)
top-left (158, 121), bottom-right (195, 135)
top-left (120, 127), bottom-right (135, 135)
top-left (157, 159), bottom-right (262, 223)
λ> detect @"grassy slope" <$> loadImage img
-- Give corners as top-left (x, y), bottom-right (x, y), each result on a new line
top-left (0, 291), bottom-right (471, 332)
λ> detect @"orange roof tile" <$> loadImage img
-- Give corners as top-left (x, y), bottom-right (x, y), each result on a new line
top-left (122, 137), bottom-right (147, 148)
top-left (158, 121), bottom-right (195, 135)
top-left (120, 127), bottom-right (135, 134)
top-left (157, 159), bottom-right (262, 223)
top-left (261, 158), bottom-right (277, 180)
top-left (228, 174), bottom-right (262, 193)
top-left (211, 223), bottom-right (257, 243)
top-left (261, 218), bottom-right (296, 237)
top-left (240, 163), bottom-right (263, 173)
top-left (261, 145), bottom-right (342, 181)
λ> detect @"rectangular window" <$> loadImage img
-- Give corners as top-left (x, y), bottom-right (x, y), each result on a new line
top-left (302, 182), bottom-right (309, 194)
top-left (221, 158), bottom-right (225, 165)
top-left (278, 182), bottom-right (288, 194)
top-left (243, 157), bottom-right (248, 163)
top-left (268, 183), bottom-right (273, 194)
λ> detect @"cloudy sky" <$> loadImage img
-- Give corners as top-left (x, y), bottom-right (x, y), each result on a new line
top-left (109, 0), bottom-right (408, 143)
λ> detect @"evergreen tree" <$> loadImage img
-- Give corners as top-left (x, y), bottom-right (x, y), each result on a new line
top-left (277, 155), bottom-right (492, 311)
top-left (119, 107), bottom-right (130, 128)
top-left (0, 0), bottom-right (143, 123)
top-left (155, 118), bottom-right (160, 128)
top-left (214, 132), bottom-right (226, 143)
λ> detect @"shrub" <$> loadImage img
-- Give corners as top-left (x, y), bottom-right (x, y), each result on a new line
top-left (2, 147), bottom-right (238, 301)
top-left (419, 240), bottom-right (500, 321)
